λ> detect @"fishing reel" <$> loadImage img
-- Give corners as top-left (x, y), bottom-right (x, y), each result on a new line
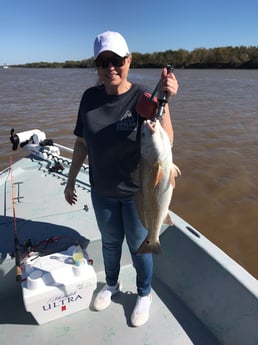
top-left (136, 64), bottom-right (174, 120)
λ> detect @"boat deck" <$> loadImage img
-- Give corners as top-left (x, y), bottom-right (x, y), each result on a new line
top-left (1, 258), bottom-right (220, 345)
top-left (1, 155), bottom-right (257, 345)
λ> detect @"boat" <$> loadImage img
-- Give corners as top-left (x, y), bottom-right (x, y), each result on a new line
top-left (0, 128), bottom-right (257, 345)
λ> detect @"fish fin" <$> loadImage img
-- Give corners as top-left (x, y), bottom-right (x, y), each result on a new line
top-left (170, 163), bottom-right (181, 188)
top-left (154, 164), bottom-right (164, 187)
top-left (136, 238), bottom-right (162, 255)
top-left (169, 169), bottom-right (176, 188)
top-left (163, 213), bottom-right (173, 225)
top-left (172, 163), bottom-right (181, 177)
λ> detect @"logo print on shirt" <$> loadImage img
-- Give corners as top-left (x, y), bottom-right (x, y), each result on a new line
top-left (117, 110), bottom-right (137, 131)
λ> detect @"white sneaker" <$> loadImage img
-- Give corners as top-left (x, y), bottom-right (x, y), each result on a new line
top-left (131, 294), bottom-right (152, 327)
top-left (93, 282), bottom-right (122, 311)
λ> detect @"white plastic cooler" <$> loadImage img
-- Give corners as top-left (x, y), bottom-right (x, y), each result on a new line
top-left (22, 247), bottom-right (97, 324)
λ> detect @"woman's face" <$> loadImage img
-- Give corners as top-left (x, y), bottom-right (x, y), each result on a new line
top-left (95, 51), bottom-right (132, 95)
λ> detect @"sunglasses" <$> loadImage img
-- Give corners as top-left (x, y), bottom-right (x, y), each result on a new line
top-left (95, 55), bottom-right (128, 69)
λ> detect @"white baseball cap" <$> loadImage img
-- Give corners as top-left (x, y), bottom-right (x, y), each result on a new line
top-left (94, 31), bottom-right (130, 59)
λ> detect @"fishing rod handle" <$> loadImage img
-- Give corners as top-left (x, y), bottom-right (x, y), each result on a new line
top-left (166, 64), bottom-right (174, 74)
top-left (16, 266), bottom-right (22, 282)
top-left (156, 64), bottom-right (174, 117)
top-left (162, 64), bottom-right (174, 101)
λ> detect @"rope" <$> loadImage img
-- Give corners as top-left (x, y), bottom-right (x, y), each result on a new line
top-left (10, 156), bottom-right (22, 282)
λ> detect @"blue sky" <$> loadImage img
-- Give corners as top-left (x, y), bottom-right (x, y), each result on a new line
top-left (1, 0), bottom-right (257, 65)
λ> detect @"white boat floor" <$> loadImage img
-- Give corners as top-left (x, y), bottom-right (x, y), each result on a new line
top-left (2, 156), bottom-right (255, 344)
top-left (0, 264), bottom-right (220, 345)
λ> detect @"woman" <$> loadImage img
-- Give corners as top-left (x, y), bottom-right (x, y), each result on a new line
top-left (64, 31), bottom-right (178, 327)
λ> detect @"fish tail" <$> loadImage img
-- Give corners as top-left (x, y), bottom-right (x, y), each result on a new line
top-left (136, 238), bottom-right (162, 255)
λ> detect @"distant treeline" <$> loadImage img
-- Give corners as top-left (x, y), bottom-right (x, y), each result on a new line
top-left (12, 46), bottom-right (258, 69)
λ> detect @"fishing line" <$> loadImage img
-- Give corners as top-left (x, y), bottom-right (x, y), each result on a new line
top-left (10, 156), bottom-right (22, 282)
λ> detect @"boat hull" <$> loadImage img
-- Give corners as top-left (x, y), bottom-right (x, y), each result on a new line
top-left (0, 155), bottom-right (257, 345)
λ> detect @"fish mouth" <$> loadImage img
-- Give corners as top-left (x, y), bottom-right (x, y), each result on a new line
top-left (145, 120), bottom-right (156, 134)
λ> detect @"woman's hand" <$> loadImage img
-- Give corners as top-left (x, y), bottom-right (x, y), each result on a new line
top-left (64, 183), bottom-right (77, 205)
top-left (159, 67), bottom-right (179, 100)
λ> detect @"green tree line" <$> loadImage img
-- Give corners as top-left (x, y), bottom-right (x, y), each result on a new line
top-left (12, 46), bottom-right (258, 69)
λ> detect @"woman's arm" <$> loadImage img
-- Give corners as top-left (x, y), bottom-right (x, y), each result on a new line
top-left (64, 136), bottom-right (88, 205)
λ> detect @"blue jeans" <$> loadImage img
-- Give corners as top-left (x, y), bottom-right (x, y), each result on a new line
top-left (91, 191), bottom-right (153, 296)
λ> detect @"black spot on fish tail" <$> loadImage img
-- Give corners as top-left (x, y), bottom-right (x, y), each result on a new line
top-left (136, 238), bottom-right (162, 255)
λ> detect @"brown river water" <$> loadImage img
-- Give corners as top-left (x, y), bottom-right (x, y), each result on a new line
top-left (0, 68), bottom-right (257, 278)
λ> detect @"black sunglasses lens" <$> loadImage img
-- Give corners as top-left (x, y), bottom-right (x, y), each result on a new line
top-left (111, 57), bottom-right (124, 67)
top-left (96, 56), bottom-right (125, 68)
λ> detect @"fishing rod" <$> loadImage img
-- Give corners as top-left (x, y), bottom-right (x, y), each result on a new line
top-left (155, 64), bottom-right (174, 118)
top-left (10, 156), bottom-right (22, 283)
top-left (135, 64), bottom-right (174, 120)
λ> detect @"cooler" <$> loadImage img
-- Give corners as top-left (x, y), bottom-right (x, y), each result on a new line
top-left (21, 247), bottom-right (97, 324)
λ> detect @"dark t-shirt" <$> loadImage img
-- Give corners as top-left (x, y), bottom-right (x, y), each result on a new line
top-left (74, 83), bottom-right (145, 198)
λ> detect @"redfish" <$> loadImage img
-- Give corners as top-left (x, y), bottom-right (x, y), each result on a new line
top-left (135, 119), bottom-right (180, 254)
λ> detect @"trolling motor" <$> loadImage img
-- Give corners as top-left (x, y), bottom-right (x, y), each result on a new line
top-left (9, 128), bottom-right (60, 160)
top-left (136, 64), bottom-right (174, 120)
top-left (10, 128), bottom-right (47, 150)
